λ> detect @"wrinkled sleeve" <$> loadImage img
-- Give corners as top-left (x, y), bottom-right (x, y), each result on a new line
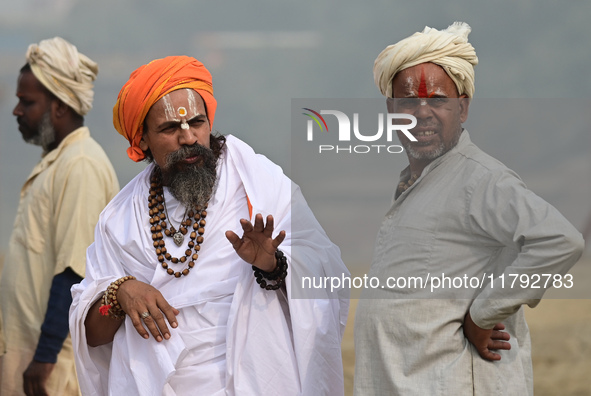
top-left (467, 170), bottom-right (584, 329)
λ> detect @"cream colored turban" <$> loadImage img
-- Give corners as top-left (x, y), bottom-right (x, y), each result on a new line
top-left (26, 37), bottom-right (98, 116)
top-left (374, 22), bottom-right (478, 98)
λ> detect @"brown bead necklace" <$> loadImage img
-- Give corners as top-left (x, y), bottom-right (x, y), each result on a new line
top-left (148, 170), bottom-right (207, 278)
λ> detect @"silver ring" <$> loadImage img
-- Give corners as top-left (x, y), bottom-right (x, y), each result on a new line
top-left (140, 311), bottom-right (151, 319)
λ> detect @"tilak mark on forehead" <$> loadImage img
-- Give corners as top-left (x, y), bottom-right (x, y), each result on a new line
top-left (418, 66), bottom-right (428, 98)
top-left (418, 65), bottom-right (439, 98)
top-left (156, 89), bottom-right (204, 130)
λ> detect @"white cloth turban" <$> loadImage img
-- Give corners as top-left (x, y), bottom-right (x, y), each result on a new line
top-left (26, 37), bottom-right (98, 116)
top-left (374, 22), bottom-right (478, 98)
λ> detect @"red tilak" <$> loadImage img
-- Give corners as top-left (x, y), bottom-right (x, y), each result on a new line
top-left (417, 66), bottom-right (437, 98)
top-left (418, 67), bottom-right (428, 98)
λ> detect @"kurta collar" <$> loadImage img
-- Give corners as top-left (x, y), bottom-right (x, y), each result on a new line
top-left (21, 127), bottom-right (90, 196)
top-left (396, 129), bottom-right (472, 200)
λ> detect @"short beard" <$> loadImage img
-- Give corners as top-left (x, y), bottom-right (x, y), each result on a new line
top-left (158, 143), bottom-right (218, 208)
top-left (402, 140), bottom-right (445, 161)
top-left (401, 127), bottom-right (462, 161)
top-left (25, 110), bottom-right (56, 152)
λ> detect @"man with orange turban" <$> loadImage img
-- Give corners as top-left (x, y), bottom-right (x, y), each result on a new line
top-left (69, 56), bottom-right (350, 395)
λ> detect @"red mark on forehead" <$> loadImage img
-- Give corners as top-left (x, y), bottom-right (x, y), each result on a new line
top-left (417, 65), bottom-right (437, 98)
top-left (418, 67), bottom-right (428, 98)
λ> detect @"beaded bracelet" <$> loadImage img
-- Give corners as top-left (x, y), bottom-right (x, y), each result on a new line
top-left (99, 275), bottom-right (136, 319)
top-left (253, 250), bottom-right (288, 290)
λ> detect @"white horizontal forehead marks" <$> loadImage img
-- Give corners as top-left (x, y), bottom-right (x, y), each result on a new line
top-left (160, 88), bottom-right (202, 122)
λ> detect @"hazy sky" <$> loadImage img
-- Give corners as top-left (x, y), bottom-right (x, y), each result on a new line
top-left (0, 0), bottom-right (589, 268)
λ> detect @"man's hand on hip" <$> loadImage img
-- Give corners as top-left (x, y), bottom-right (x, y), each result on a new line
top-left (463, 311), bottom-right (511, 361)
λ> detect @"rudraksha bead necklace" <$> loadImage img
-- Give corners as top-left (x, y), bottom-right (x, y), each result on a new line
top-left (148, 171), bottom-right (207, 278)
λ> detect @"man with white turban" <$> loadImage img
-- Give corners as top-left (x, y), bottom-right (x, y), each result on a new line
top-left (0, 37), bottom-right (119, 395)
top-left (354, 22), bottom-right (583, 395)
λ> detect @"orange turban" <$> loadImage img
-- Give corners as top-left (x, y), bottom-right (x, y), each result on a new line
top-left (113, 56), bottom-right (217, 162)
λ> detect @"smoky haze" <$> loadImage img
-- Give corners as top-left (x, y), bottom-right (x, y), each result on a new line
top-left (0, 0), bottom-right (589, 268)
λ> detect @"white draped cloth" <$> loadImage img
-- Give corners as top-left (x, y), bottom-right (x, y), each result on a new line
top-left (70, 135), bottom-right (349, 396)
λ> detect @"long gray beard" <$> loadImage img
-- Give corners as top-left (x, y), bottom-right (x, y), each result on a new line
top-left (25, 110), bottom-right (56, 153)
top-left (159, 143), bottom-right (218, 208)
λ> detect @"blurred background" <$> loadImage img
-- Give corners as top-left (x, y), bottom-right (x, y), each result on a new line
top-left (0, 1), bottom-right (589, 394)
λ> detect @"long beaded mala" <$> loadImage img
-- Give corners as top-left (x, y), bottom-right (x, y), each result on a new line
top-left (148, 170), bottom-right (207, 278)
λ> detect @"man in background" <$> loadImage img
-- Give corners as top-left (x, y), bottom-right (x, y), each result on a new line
top-left (354, 22), bottom-right (584, 395)
top-left (0, 37), bottom-right (119, 395)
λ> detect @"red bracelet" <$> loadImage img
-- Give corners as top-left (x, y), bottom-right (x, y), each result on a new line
top-left (99, 275), bottom-right (136, 319)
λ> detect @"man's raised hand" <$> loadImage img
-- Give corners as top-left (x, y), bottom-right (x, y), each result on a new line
top-left (225, 214), bottom-right (286, 272)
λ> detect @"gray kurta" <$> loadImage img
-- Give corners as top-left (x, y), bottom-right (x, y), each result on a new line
top-left (354, 131), bottom-right (584, 396)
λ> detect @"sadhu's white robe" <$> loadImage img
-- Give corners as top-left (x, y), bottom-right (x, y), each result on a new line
top-left (70, 135), bottom-right (350, 396)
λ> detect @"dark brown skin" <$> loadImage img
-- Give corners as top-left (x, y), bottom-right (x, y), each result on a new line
top-left (225, 213), bottom-right (286, 273)
top-left (388, 63), bottom-right (469, 178)
top-left (84, 280), bottom-right (179, 346)
top-left (23, 362), bottom-right (52, 396)
top-left (464, 312), bottom-right (511, 360)
top-left (14, 70), bottom-right (84, 152)
top-left (14, 69), bottom-right (86, 396)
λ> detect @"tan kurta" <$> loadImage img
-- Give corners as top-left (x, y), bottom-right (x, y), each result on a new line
top-left (0, 127), bottom-right (119, 395)
top-left (354, 131), bottom-right (584, 395)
